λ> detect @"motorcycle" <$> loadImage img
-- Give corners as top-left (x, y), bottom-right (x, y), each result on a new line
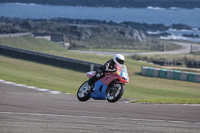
top-left (77, 65), bottom-right (129, 103)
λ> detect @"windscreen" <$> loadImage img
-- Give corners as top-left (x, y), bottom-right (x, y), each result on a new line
top-left (121, 65), bottom-right (128, 73)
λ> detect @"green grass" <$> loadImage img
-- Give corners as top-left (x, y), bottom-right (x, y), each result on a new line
top-left (0, 36), bottom-right (200, 104)
top-left (1, 54), bottom-right (200, 103)
top-left (0, 55), bottom-right (86, 94)
top-left (0, 35), bottom-right (66, 53)
top-left (0, 35), bottom-right (110, 63)
top-left (132, 98), bottom-right (200, 104)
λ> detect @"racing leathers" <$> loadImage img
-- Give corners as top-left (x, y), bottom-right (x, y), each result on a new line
top-left (88, 59), bottom-right (116, 86)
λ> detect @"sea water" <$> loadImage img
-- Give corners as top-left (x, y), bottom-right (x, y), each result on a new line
top-left (0, 3), bottom-right (200, 41)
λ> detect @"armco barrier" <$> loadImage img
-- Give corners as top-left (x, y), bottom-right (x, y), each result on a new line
top-left (0, 45), bottom-right (103, 72)
top-left (141, 66), bottom-right (200, 83)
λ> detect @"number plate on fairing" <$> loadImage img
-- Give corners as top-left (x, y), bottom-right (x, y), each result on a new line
top-left (120, 70), bottom-right (128, 80)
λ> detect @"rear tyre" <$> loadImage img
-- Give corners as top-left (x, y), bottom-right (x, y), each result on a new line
top-left (77, 81), bottom-right (91, 101)
top-left (106, 83), bottom-right (125, 103)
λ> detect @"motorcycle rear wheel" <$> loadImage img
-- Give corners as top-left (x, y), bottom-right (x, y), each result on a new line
top-left (77, 81), bottom-right (91, 101)
top-left (106, 83), bottom-right (125, 103)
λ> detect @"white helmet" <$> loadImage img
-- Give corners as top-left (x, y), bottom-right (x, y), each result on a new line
top-left (113, 54), bottom-right (125, 67)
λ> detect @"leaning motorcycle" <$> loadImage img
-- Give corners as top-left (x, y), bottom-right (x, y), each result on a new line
top-left (77, 65), bottom-right (129, 103)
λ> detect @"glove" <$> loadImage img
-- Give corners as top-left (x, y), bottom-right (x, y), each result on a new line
top-left (113, 68), bottom-right (117, 72)
top-left (105, 67), bottom-right (109, 72)
top-left (96, 74), bottom-right (101, 78)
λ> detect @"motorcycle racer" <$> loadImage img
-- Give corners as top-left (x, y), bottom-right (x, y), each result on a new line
top-left (88, 54), bottom-right (125, 89)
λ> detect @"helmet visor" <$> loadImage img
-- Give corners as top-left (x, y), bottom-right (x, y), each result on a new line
top-left (116, 58), bottom-right (124, 65)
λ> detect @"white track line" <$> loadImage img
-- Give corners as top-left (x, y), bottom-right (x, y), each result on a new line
top-left (0, 79), bottom-right (70, 95)
top-left (0, 112), bottom-right (199, 124)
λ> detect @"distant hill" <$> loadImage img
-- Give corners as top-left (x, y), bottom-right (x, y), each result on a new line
top-left (0, 0), bottom-right (200, 8)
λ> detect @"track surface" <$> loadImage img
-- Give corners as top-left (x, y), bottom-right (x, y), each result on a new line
top-left (0, 82), bottom-right (200, 132)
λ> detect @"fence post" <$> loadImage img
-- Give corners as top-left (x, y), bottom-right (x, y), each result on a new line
top-left (163, 43), bottom-right (166, 52)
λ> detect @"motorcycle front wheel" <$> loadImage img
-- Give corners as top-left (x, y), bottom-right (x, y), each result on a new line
top-left (106, 83), bottom-right (125, 103)
top-left (77, 81), bottom-right (91, 101)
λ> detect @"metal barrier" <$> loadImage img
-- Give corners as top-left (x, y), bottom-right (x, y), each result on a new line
top-left (0, 45), bottom-right (103, 72)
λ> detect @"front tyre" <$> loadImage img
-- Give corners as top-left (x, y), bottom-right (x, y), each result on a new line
top-left (77, 81), bottom-right (91, 101)
top-left (106, 83), bottom-right (125, 103)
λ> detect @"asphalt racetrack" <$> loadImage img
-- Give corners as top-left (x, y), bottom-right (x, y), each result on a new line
top-left (0, 81), bottom-right (200, 133)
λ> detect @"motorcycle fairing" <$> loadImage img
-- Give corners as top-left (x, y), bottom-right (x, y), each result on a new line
top-left (120, 70), bottom-right (129, 81)
top-left (86, 71), bottom-right (96, 78)
top-left (90, 80), bottom-right (107, 99)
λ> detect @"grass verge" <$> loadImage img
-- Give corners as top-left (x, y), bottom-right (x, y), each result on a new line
top-left (0, 55), bottom-right (86, 94)
top-left (0, 36), bottom-right (200, 104)
top-left (132, 98), bottom-right (200, 104)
